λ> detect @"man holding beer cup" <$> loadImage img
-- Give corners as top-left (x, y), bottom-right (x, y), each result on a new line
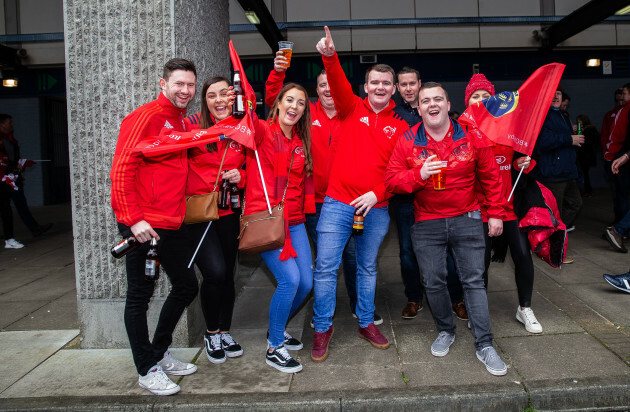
top-left (385, 82), bottom-right (508, 376)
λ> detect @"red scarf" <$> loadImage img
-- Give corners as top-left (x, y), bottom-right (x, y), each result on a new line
top-left (270, 122), bottom-right (315, 260)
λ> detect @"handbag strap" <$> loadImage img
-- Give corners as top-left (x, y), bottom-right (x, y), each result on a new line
top-left (212, 141), bottom-right (231, 192)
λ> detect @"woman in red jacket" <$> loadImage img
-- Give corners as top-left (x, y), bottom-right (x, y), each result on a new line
top-left (185, 76), bottom-right (247, 364)
top-left (467, 74), bottom-right (542, 334)
top-left (244, 83), bottom-right (315, 374)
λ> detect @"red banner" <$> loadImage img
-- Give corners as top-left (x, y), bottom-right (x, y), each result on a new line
top-left (460, 63), bottom-right (565, 156)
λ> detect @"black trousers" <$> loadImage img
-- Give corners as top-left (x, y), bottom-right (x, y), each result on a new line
top-left (119, 223), bottom-right (198, 376)
top-left (0, 184), bottom-right (39, 239)
top-left (187, 213), bottom-right (239, 332)
top-left (483, 220), bottom-right (535, 307)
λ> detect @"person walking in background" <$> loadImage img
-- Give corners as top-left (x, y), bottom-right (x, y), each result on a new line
top-left (575, 114), bottom-right (599, 197)
top-left (466, 74), bottom-right (542, 334)
top-left (110, 59), bottom-right (199, 395)
top-left (605, 150), bottom-right (630, 253)
top-left (0, 113), bottom-right (52, 249)
top-left (184, 76), bottom-right (246, 365)
top-left (244, 82), bottom-right (315, 374)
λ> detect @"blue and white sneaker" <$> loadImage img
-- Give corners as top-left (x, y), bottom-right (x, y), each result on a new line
top-left (603, 272), bottom-right (630, 294)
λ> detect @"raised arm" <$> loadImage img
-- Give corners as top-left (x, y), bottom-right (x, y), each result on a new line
top-left (264, 51), bottom-right (288, 107)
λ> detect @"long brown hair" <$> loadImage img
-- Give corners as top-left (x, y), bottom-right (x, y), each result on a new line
top-left (267, 83), bottom-right (313, 175)
top-left (200, 76), bottom-right (231, 152)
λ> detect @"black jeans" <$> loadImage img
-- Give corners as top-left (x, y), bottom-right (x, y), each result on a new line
top-left (544, 179), bottom-right (582, 227)
top-left (188, 213), bottom-right (239, 332)
top-left (120, 223), bottom-right (198, 376)
top-left (0, 184), bottom-right (40, 238)
top-left (483, 220), bottom-right (534, 307)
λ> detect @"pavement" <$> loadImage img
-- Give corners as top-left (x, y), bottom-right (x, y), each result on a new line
top-left (1, 190), bottom-right (630, 411)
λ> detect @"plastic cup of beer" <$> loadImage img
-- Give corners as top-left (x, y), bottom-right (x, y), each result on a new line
top-left (278, 41), bottom-right (294, 68)
top-left (433, 161), bottom-right (448, 191)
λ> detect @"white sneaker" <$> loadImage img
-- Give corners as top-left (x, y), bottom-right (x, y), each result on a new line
top-left (157, 350), bottom-right (197, 375)
top-left (516, 306), bottom-right (543, 334)
top-left (138, 365), bottom-right (180, 395)
top-left (5, 238), bottom-right (24, 249)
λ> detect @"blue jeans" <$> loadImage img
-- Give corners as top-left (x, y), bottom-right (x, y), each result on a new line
top-left (410, 212), bottom-right (494, 349)
top-left (313, 197), bottom-right (390, 331)
top-left (305, 202), bottom-right (357, 311)
top-left (614, 209), bottom-right (630, 238)
top-left (390, 195), bottom-right (424, 302)
top-left (261, 223), bottom-right (313, 348)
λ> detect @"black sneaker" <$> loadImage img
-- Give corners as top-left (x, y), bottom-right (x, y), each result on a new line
top-left (265, 345), bottom-right (302, 373)
top-left (204, 332), bottom-right (226, 364)
top-left (352, 312), bottom-right (384, 325)
top-left (220, 332), bottom-right (243, 358)
top-left (267, 330), bottom-right (303, 350)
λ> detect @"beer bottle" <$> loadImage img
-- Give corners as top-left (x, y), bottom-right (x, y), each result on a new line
top-left (111, 236), bottom-right (140, 259)
top-left (352, 212), bottom-right (364, 235)
top-left (232, 70), bottom-right (246, 119)
top-left (576, 121), bottom-right (582, 135)
top-left (230, 183), bottom-right (241, 211)
top-left (144, 237), bottom-right (160, 282)
top-left (219, 170), bottom-right (231, 210)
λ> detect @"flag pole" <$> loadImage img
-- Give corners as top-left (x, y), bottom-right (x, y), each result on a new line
top-left (507, 166), bottom-right (524, 202)
top-left (188, 221), bottom-right (212, 269)
top-left (255, 149), bottom-right (273, 214)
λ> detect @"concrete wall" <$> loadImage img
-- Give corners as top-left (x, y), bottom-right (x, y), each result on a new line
top-left (64, 0), bottom-right (229, 348)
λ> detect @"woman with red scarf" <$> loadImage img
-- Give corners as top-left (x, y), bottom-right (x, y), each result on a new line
top-left (185, 76), bottom-right (247, 365)
top-left (467, 74), bottom-right (543, 334)
top-left (244, 83), bottom-right (315, 373)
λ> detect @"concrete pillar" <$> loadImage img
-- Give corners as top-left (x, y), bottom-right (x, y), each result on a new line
top-left (64, 0), bottom-right (230, 348)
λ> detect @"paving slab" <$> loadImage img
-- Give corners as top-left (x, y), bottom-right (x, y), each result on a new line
top-left (0, 268), bottom-right (76, 303)
top-left (497, 333), bottom-right (630, 381)
top-left (0, 300), bottom-right (51, 329)
top-left (0, 329), bottom-right (79, 394)
top-left (0, 268), bottom-right (56, 295)
top-left (6, 291), bottom-right (79, 331)
top-left (0, 347), bottom-right (198, 398)
top-left (565, 280), bottom-right (630, 327)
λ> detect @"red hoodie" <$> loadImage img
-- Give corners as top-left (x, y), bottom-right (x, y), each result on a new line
top-left (385, 120), bottom-right (504, 222)
top-left (184, 114), bottom-right (247, 218)
top-left (110, 93), bottom-right (188, 229)
top-left (322, 52), bottom-right (409, 207)
top-left (604, 102), bottom-right (629, 160)
top-left (265, 69), bottom-right (341, 203)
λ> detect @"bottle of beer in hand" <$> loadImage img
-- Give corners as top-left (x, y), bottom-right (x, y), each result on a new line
top-left (145, 237), bottom-right (160, 282)
top-left (219, 170), bottom-right (231, 210)
top-left (576, 121), bottom-right (582, 135)
top-left (230, 183), bottom-right (241, 211)
top-left (111, 236), bottom-right (140, 259)
top-left (352, 211), bottom-right (364, 235)
top-left (232, 70), bottom-right (246, 119)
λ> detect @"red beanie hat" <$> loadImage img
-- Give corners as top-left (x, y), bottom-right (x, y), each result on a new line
top-left (465, 73), bottom-right (495, 107)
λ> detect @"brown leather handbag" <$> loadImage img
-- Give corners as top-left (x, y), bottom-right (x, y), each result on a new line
top-left (238, 151), bottom-right (294, 254)
top-left (184, 143), bottom-right (229, 224)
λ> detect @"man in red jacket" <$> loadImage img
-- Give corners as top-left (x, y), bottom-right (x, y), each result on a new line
top-left (311, 27), bottom-right (409, 362)
top-left (385, 82), bottom-right (508, 376)
top-left (110, 59), bottom-right (199, 395)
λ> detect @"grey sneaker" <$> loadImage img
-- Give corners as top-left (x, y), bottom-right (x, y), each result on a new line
top-left (157, 350), bottom-right (197, 375)
top-left (476, 346), bottom-right (507, 376)
top-left (430, 331), bottom-right (455, 357)
top-left (138, 365), bottom-right (180, 395)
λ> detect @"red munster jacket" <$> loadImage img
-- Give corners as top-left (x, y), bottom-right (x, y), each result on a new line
top-left (243, 119), bottom-right (314, 224)
top-left (384, 119), bottom-right (504, 222)
top-left (110, 93), bottom-right (188, 229)
top-left (265, 69), bottom-right (341, 203)
top-left (604, 102), bottom-right (630, 161)
top-left (322, 52), bottom-right (409, 207)
top-left (475, 144), bottom-right (537, 222)
top-left (601, 104), bottom-right (623, 152)
top-left (184, 114), bottom-right (247, 218)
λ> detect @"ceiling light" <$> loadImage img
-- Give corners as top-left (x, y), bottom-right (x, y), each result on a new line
top-left (245, 11), bottom-right (260, 24)
top-left (2, 79), bottom-right (18, 87)
top-left (586, 59), bottom-right (601, 67)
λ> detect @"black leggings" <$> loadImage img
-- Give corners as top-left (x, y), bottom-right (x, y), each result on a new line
top-left (188, 213), bottom-right (240, 332)
top-left (483, 220), bottom-right (534, 307)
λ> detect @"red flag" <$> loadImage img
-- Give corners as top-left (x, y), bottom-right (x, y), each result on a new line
top-left (229, 40), bottom-right (257, 150)
top-left (460, 63), bottom-right (565, 156)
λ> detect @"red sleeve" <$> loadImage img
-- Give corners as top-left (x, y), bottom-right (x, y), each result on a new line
top-left (606, 106), bottom-right (629, 160)
top-left (265, 69), bottom-right (286, 107)
top-left (322, 52), bottom-right (356, 120)
top-left (476, 146), bottom-right (505, 220)
top-left (110, 112), bottom-right (148, 226)
top-left (385, 131), bottom-right (427, 194)
top-left (237, 166), bottom-right (247, 189)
